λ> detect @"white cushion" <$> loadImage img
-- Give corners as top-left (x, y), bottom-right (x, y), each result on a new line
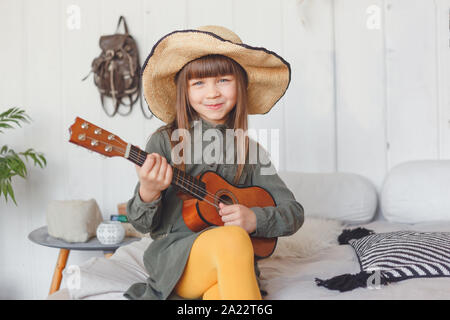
top-left (46, 199), bottom-right (104, 242)
top-left (278, 171), bottom-right (377, 224)
top-left (381, 160), bottom-right (450, 223)
top-left (271, 217), bottom-right (343, 259)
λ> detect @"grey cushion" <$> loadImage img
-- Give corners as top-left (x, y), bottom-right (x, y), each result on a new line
top-left (381, 160), bottom-right (450, 223)
top-left (46, 199), bottom-right (103, 243)
top-left (278, 171), bottom-right (377, 224)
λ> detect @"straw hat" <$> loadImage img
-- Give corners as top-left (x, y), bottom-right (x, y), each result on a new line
top-left (141, 25), bottom-right (291, 124)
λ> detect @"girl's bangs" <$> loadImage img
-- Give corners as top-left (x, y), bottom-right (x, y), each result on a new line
top-left (185, 55), bottom-right (237, 80)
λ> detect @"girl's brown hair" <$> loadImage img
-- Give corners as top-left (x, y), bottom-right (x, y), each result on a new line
top-left (155, 54), bottom-right (250, 185)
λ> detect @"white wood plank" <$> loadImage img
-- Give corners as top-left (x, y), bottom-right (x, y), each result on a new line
top-left (59, 0), bottom-right (109, 286)
top-left (334, 0), bottom-right (387, 190)
top-left (24, 0), bottom-right (63, 224)
top-left (62, 0), bottom-right (103, 208)
top-left (0, 0), bottom-right (69, 300)
top-left (436, 0), bottom-right (450, 158)
top-left (385, 0), bottom-right (439, 169)
top-left (281, 0), bottom-right (336, 172)
top-left (141, 0), bottom-right (187, 147)
top-left (25, 0), bottom-right (65, 299)
top-left (186, 0), bottom-right (233, 29)
top-left (0, 0), bottom-right (32, 299)
top-left (0, 0), bottom-right (26, 159)
top-left (233, 0), bottom-right (285, 171)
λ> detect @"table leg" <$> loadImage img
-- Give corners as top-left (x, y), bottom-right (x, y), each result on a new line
top-left (49, 248), bottom-right (70, 295)
top-left (103, 250), bottom-right (114, 259)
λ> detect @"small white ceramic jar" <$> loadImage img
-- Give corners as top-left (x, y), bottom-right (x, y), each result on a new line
top-left (96, 221), bottom-right (125, 245)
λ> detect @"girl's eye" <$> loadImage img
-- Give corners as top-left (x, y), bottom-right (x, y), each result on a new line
top-left (190, 78), bottom-right (230, 86)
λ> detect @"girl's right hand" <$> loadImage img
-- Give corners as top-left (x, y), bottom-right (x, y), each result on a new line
top-left (136, 153), bottom-right (173, 203)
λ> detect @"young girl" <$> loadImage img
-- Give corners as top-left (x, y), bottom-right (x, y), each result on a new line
top-left (124, 25), bottom-right (304, 300)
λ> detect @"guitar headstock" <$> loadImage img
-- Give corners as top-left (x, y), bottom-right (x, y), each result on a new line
top-left (68, 117), bottom-right (128, 158)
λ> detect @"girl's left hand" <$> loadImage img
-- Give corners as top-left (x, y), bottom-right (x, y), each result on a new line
top-left (218, 202), bottom-right (257, 234)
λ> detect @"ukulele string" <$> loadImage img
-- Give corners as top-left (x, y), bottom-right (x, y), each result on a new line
top-left (84, 136), bottom-right (233, 207)
top-left (125, 151), bottom-right (224, 209)
top-left (84, 135), bottom-right (232, 207)
top-left (120, 141), bottom-right (236, 207)
top-left (127, 150), bottom-right (234, 207)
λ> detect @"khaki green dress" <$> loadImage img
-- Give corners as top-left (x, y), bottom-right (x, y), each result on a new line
top-left (123, 118), bottom-right (304, 300)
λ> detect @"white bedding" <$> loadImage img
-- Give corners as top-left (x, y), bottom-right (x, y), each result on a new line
top-left (259, 220), bottom-right (450, 300)
top-left (61, 219), bottom-right (450, 300)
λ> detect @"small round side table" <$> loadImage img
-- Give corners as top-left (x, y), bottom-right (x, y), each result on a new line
top-left (28, 226), bottom-right (139, 295)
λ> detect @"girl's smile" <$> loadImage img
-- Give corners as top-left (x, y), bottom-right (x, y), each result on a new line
top-left (188, 75), bottom-right (237, 125)
top-left (205, 103), bottom-right (223, 109)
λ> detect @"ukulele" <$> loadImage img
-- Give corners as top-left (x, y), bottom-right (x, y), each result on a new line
top-left (68, 117), bottom-right (277, 258)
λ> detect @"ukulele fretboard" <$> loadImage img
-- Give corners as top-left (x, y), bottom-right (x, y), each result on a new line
top-left (128, 145), bottom-right (207, 200)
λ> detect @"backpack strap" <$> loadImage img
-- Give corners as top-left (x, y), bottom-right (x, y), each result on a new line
top-left (81, 70), bottom-right (92, 81)
top-left (139, 89), bottom-right (153, 119)
top-left (116, 95), bottom-right (133, 116)
top-left (123, 50), bottom-right (135, 77)
top-left (100, 93), bottom-right (119, 117)
top-left (115, 16), bottom-right (129, 34)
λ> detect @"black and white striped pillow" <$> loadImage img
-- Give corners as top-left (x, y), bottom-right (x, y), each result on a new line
top-left (315, 228), bottom-right (450, 292)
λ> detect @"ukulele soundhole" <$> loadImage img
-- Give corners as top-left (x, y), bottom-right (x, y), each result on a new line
top-left (214, 189), bottom-right (238, 209)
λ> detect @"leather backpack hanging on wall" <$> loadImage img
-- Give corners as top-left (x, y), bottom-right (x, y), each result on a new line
top-left (83, 16), bottom-right (152, 119)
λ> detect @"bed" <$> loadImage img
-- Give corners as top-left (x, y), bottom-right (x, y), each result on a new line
top-left (48, 160), bottom-right (450, 300)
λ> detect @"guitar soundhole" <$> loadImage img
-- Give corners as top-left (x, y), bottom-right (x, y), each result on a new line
top-left (214, 189), bottom-right (238, 210)
top-left (218, 194), bottom-right (233, 206)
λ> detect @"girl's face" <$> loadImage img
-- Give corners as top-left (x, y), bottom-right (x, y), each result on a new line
top-left (187, 74), bottom-right (237, 125)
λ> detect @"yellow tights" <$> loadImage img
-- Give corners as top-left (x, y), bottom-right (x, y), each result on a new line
top-left (174, 225), bottom-right (262, 300)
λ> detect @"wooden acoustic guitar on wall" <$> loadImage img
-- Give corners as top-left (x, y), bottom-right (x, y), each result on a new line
top-left (68, 117), bottom-right (277, 258)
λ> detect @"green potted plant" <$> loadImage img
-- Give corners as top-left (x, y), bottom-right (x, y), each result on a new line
top-left (0, 107), bottom-right (47, 205)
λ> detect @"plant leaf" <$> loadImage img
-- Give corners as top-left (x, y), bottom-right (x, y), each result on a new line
top-left (6, 181), bottom-right (17, 205)
top-left (0, 107), bottom-right (31, 134)
top-left (0, 108), bottom-right (46, 206)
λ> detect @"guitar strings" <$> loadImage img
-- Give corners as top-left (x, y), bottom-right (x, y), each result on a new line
top-left (83, 135), bottom-right (234, 207)
top-left (116, 139), bottom-right (236, 207)
top-left (121, 148), bottom-right (224, 209)
top-left (127, 150), bottom-right (234, 207)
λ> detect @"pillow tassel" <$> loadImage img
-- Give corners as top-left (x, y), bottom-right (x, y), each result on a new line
top-left (315, 271), bottom-right (388, 292)
top-left (338, 227), bottom-right (375, 245)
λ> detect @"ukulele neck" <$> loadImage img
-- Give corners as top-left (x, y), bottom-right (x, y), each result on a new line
top-left (126, 144), bottom-right (206, 200)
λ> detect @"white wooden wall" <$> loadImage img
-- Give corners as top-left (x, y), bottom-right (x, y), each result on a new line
top-left (0, 0), bottom-right (449, 299)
